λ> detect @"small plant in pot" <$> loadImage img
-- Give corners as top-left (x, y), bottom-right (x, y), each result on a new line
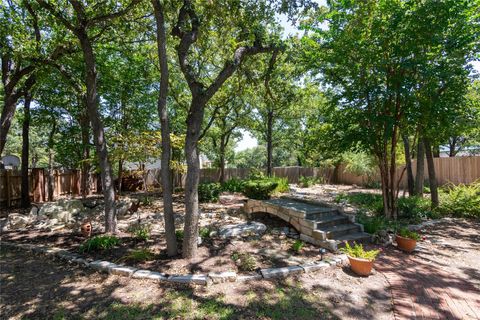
top-left (340, 242), bottom-right (380, 276)
top-left (395, 228), bottom-right (420, 253)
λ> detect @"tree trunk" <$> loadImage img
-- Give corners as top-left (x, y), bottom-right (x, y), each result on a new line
top-left (423, 138), bottom-right (439, 208)
top-left (219, 134), bottom-right (226, 184)
top-left (47, 118), bottom-right (56, 202)
top-left (21, 92), bottom-right (32, 208)
top-left (0, 96), bottom-right (17, 155)
top-left (266, 110), bottom-right (273, 177)
top-left (414, 138), bottom-right (425, 196)
top-left (117, 159), bottom-right (123, 194)
top-left (78, 31), bottom-right (116, 233)
top-left (152, 0), bottom-right (178, 256)
top-left (80, 111), bottom-right (90, 198)
top-left (402, 134), bottom-right (415, 196)
top-left (182, 98), bottom-right (205, 259)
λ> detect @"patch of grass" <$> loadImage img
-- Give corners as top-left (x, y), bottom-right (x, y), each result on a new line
top-left (199, 226), bottom-right (211, 239)
top-left (231, 251), bottom-right (257, 272)
top-left (120, 248), bottom-right (155, 263)
top-left (291, 239), bottom-right (305, 253)
top-left (79, 235), bottom-right (120, 253)
top-left (128, 223), bottom-right (151, 241)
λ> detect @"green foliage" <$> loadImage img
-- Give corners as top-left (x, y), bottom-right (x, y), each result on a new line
top-left (243, 179), bottom-right (278, 200)
top-left (271, 177), bottom-right (289, 193)
top-left (248, 168), bottom-right (266, 180)
top-left (175, 230), bottom-right (184, 242)
top-left (231, 252), bottom-right (257, 272)
top-left (198, 182), bottom-right (221, 203)
top-left (291, 240), bottom-right (305, 253)
top-left (397, 196), bottom-right (434, 222)
top-left (298, 176), bottom-right (321, 188)
top-left (141, 196), bottom-right (152, 206)
top-left (199, 227), bottom-right (211, 239)
top-left (340, 242), bottom-right (380, 261)
top-left (79, 235), bottom-right (120, 253)
top-left (357, 214), bottom-right (388, 235)
top-left (437, 181), bottom-right (480, 218)
top-left (121, 248), bottom-right (155, 262)
top-left (128, 224), bottom-right (151, 241)
top-left (398, 228), bottom-right (420, 241)
top-left (221, 177), bottom-right (245, 193)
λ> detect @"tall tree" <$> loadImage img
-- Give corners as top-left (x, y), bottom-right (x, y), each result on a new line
top-left (37, 0), bottom-right (141, 232)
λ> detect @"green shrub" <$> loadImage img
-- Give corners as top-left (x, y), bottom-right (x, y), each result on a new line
top-left (335, 192), bottom-right (384, 214)
top-left (397, 228), bottom-right (420, 240)
top-left (221, 177), bottom-right (245, 193)
top-left (437, 181), bottom-right (480, 218)
top-left (128, 223), bottom-right (151, 241)
top-left (243, 179), bottom-right (278, 200)
top-left (199, 227), bottom-right (211, 239)
top-left (198, 182), bottom-right (221, 202)
top-left (340, 242), bottom-right (380, 261)
top-left (231, 252), bottom-right (257, 272)
top-left (248, 169), bottom-right (266, 180)
top-left (79, 235), bottom-right (120, 253)
top-left (397, 196), bottom-right (434, 222)
top-left (120, 248), bottom-right (155, 262)
top-left (272, 177), bottom-right (289, 193)
top-left (175, 230), bottom-right (184, 242)
top-left (298, 176), bottom-right (319, 188)
top-left (141, 196), bottom-right (152, 206)
top-left (291, 240), bottom-right (305, 253)
top-left (357, 214), bottom-right (387, 234)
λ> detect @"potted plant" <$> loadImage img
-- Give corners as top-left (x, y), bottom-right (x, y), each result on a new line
top-left (395, 228), bottom-right (420, 252)
top-left (340, 242), bottom-right (380, 276)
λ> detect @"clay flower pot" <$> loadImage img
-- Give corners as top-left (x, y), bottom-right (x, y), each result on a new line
top-left (81, 221), bottom-right (92, 237)
top-left (347, 256), bottom-right (375, 276)
top-left (396, 235), bottom-right (417, 253)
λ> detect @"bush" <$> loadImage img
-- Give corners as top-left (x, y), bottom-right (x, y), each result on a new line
top-left (340, 242), bottom-right (380, 261)
top-left (198, 182), bottom-right (221, 202)
top-left (271, 176), bottom-right (289, 193)
top-left (357, 214), bottom-right (387, 234)
top-left (298, 176), bottom-right (319, 188)
top-left (199, 227), bottom-right (211, 239)
top-left (243, 179), bottom-right (278, 200)
top-left (175, 230), bottom-right (184, 242)
top-left (397, 196), bottom-right (434, 222)
top-left (437, 181), bottom-right (480, 218)
top-left (221, 178), bottom-right (245, 193)
top-left (79, 235), bottom-right (120, 253)
top-left (128, 224), bottom-right (151, 241)
top-left (231, 252), bottom-right (257, 272)
top-left (291, 240), bottom-right (305, 253)
top-left (121, 248), bottom-right (155, 262)
top-left (248, 169), bottom-right (266, 180)
top-left (335, 192), bottom-right (384, 214)
top-left (397, 228), bottom-right (420, 240)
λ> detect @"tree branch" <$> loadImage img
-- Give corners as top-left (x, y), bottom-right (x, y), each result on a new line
top-left (36, 0), bottom-right (76, 31)
top-left (88, 0), bottom-right (143, 27)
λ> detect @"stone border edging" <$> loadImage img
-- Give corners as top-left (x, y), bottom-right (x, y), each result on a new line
top-left (1, 241), bottom-right (348, 286)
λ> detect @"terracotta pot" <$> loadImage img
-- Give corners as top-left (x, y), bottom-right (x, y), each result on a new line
top-left (81, 221), bottom-right (92, 237)
top-left (396, 235), bottom-right (417, 252)
top-left (347, 256), bottom-right (375, 276)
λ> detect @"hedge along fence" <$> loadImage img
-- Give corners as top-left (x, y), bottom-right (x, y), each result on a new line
top-left (0, 169), bottom-right (101, 207)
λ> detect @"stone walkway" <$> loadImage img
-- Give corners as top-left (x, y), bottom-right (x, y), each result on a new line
top-left (376, 247), bottom-right (480, 319)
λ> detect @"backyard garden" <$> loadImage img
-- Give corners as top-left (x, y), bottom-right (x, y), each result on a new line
top-left (1, 0), bottom-right (480, 319)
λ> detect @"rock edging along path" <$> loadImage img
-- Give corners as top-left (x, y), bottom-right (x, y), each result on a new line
top-left (1, 241), bottom-right (348, 286)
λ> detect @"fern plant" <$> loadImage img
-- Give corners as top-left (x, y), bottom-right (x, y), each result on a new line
top-left (340, 242), bottom-right (380, 261)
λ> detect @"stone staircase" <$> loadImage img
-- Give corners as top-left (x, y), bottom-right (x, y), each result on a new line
top-left (244, 197), bottom-right (371, 251)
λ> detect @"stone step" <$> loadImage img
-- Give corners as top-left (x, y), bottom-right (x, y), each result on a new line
top-left (321, 223), bottom-right (362, 239)
top-left (305, 209), bottom-right (339, 220)
top-left (307, 214), bottom-right (349, 228)
top-left (335, 232), bottom-right (372, 245)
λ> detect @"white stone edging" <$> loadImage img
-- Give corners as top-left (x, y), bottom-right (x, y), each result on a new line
top-left (1, 241), bottom-right (348, 286)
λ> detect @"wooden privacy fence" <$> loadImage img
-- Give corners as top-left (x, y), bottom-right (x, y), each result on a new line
top-left (0, 169), bottom-right (101, 207)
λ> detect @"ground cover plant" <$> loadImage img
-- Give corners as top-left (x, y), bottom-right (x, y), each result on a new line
top-left (79, 235), bottom-right (120, 253)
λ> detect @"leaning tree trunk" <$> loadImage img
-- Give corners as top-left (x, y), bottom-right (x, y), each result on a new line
top-left (21, 91), bottom-right (32, 208)
top-left (414, 138), bottom-right (425, 196)
top-left (219, 135), bottom-right (226, 184)
top-left (423, 138), bottom-right (439, 208)
top-left (78, 31), bottom-right (116, 233)
top-left (0, 96), bottom-right (17, 155)
top-left (266, 110), bottom-right (273, 177)
top-left (152, 0), bottom-right (178, 256)
top-left (402, 134), bottom-right (415, 196)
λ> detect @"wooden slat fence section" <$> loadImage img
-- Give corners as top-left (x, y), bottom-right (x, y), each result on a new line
top-left (0, 169), bottom-right (100, 207)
